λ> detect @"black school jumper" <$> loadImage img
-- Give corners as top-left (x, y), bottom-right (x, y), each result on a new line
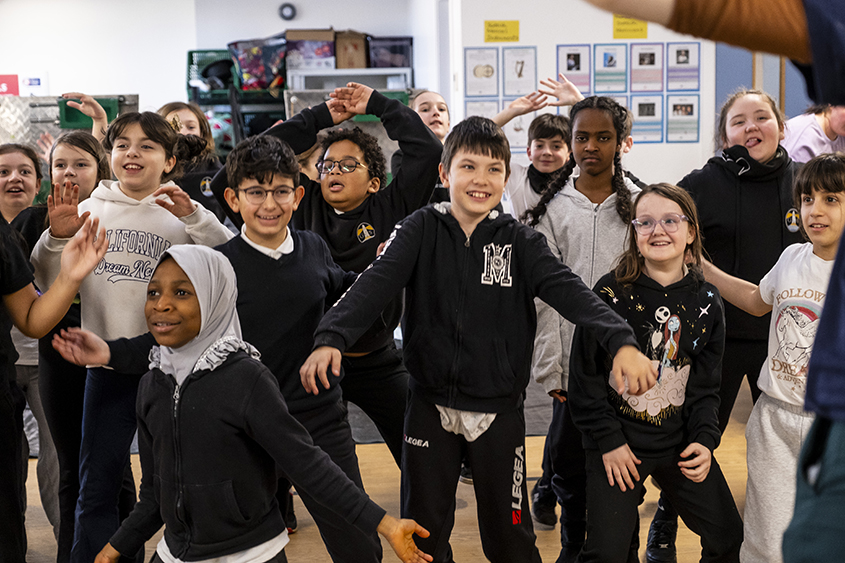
top-left (211, 90), bottom-right (443, 464)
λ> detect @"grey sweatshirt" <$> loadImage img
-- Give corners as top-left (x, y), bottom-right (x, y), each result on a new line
top-left (532, 176), bottom-right (640, 392)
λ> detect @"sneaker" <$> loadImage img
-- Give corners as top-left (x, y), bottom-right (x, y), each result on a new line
top-left (285, 490), bottom-right (297, 534)
top-left (645, 519), bottom-right (677, 563)
top-left (531, 484), bottom-right (557, 529)
top-left (459, 463), bottom-right (473, 485)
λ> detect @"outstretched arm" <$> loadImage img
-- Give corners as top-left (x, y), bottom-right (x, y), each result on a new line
top-left (702, 259), bottom-right (770, 316)
top-left (377, 515), bottom-right (433, 563)
top-left (491, 92), bottom-right (548, 127)
top-left (63, 92), bottom-right (110, 141)
top-left (582, 0), bottom-right (674, 25)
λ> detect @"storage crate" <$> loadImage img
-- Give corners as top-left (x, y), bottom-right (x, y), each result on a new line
top-left (187, 50), bottom-right (232, 105)
top-left (58, 97), bottom-right (120, 129)
top-left (368, 36), bottom-right (413, 68)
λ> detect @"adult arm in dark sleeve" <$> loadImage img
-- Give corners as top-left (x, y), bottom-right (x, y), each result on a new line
top-left (682, 291), bottom-right (725, 452)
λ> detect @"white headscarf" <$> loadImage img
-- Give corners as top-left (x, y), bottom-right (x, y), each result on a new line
top-left (149, 244), bottom-right (259, 385)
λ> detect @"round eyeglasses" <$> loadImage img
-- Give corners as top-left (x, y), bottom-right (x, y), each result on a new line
top-left (316, 158), bottom-right (368, 175)
top-left (631, 213), bottom-right (689, 235)
top-left (240, 187), bottom-right (296, 205)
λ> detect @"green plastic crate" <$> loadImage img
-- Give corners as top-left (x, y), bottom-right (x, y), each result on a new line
top-left (58, 98), bottom-right (120, 129)
top-left (187, 50), bottom-right (232, 105)
top-left (353, 91), bottom-right (409, 122)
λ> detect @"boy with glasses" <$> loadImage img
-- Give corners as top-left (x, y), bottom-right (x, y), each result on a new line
top-left (213, 82), bottom-right (443, 469)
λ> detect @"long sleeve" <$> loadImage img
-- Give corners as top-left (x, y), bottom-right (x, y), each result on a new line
top-left (181, 201), bottom-right (234, 247)
top-left (30, 228), bottom-right (65, 292)
top-left (314, 213), bottom-right (424, 352)
top-left (683, 295), bottom-right (725, 452)
top-left (530, 216), bottom-right (567, 393)
top-left (107, 333), bottom-right (157, 375)
top-left (244, 370), bottom-right (386, 533)
top-left (109, 409), bottom-right (164, 555)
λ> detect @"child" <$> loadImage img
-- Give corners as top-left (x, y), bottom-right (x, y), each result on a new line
top-left (211, 82), bottom-right (443, 467)
top-left (492, 73), bottom-right (584, 219)
top-left (648, 89), bottom-right (803, 561)
top-left (702, 154), bottom-right (844, 563)
top-left (0, 215), bottom-right (106, 563)
top-left (568, 183), bottom-right (743, 562)
top-left (53, 245), bottom-right (433, 563)
top-left (525, 96), bottom-right (641, 561)
top-left (31, 111), bottom-right (232, 563)
top-left (158, 101), bottom-right (229, 224)
top-left (300, 116), bottom-right (656, 563)
top-left (782, 104), bottom-right (845, 163)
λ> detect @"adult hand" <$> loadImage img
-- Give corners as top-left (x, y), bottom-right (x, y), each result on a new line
top-left (539, 73), bottom-right (585, 107)
top-left (299, 346), bottom-right (342, 395)
top-left (610, 345), bottom-right (657, 396)
top-left (47, 180), bottom-right (90, 238)
top-left (601, 443), bottom-right (641, 492)
top-left (153, 185), bottom-right (197, 218)
top-left (678, 442), bottom-right (711, 482)
top-left (52, 327), bottom-right (111, 367)
top-left (377, 514), bottom-right (433, 563)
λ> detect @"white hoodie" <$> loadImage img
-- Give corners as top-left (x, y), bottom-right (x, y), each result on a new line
top-left (31, 180), bottom-right (233, 341)
top-left (531, 175), bottom-right (640, 393)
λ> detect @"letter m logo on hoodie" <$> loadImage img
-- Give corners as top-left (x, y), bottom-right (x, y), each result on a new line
top-left (481, 243), bottom-right (513, 287)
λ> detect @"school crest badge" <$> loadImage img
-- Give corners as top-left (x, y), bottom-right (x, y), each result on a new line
top-left (357, 222), bottom-right (375, 243)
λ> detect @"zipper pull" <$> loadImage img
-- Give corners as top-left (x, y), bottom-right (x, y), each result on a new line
top-left (173, 384), bottom-right (181, 418)
top-left (465, 235), bottom-right (471, 247)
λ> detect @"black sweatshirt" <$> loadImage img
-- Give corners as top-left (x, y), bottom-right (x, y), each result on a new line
top-left (679, 145), bottom-right (803, 340)
top-left (313, 204), bottom-right (639, 413)
top-left (211, 91), bottom-right (442, 353)
top-left (109, 352), bottom-right (385, 560)
top-left (569, 272), bottom-right (724, 456)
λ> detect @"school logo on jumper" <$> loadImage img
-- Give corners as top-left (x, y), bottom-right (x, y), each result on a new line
top-left (200, 176), bottom-right (214, 197)
top-left (785, 208), bottom-right (800, 233)
top-left (511, 445), bottom-right (524, 524)
top-left (357, 222), bottom-right (375, 243)
top-left (404, 434), bottom-right (429, 448)
top-left (481, 243), bottom-right (513, 287)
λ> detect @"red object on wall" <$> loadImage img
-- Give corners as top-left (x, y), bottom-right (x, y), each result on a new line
top-left (0, 75), bottom-right (19, 95)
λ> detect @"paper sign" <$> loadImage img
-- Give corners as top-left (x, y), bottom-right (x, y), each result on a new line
top-left (630, 94), bottom-right (663, 143)
top-left (557, 45), bottom-right (591, 95)
top-left (485, 21), bottom-right (519, 42)
top-left (465, 48), bottom-right (499, 97)
top-left (503, 47), bottom-right (537, 97)
top-left (0, 75), bottom-right (20, 96)
top-left (613, 15), bottom-right (648, 39)
top-left (667, 94), bottom-right (700, 142)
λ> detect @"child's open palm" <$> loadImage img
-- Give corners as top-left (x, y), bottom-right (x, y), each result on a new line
top-left (539, 73), bottom-right (585, 107)
top-left (59, 217), bottom-right (108, 283)
top-left (48, 181), bottom-right (90, 239)
top-left (602, 443), bottom-right (641, 492)
top-left (153, 185), bottom-right (197, 218)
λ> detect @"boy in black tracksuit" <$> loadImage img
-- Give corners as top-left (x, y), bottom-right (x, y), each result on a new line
top-left (211, 83), bottom-right (442, 466)
top-left (300, 117), bottom-right (656, 563)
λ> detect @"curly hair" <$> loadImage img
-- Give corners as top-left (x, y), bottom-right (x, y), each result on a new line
top-left (523, 96), bottom-right (632, 226)
top-left (157, 101), bottom-right (217, 162)
top-left (320, 127), bottom-right (386, 189)
top-left (227, 135), bottom-right (300, 189)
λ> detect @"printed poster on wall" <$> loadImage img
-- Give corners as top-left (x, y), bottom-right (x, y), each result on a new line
top-left (465, 48), bottom-right (499, 97)
top-left (501, 100), bottom-right (531, 148)
top-left (630, 94), bottom-right (663, 143)
top-left (667, 42), bottom-right (700, 91)
top-left (503, 47), bottom-right (537, 97)
top-left (465, 99), bottom-right (500, 120)
top-left (630, 43), bottom-right (664, 92)
top-left (594, 44), bottom-right (628, 93)
top-left (557, 45), bottom-right (591, 95)
top-left (666, 94), bottom-right (700, 142)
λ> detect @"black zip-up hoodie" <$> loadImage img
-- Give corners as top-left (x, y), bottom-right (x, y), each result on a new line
top-left (569, 272), bottom-right (724, 456)
top-left (314, 204), bottom-right (639, 413)
top-left (108, 352), bottom-right (384, 559)
top-left (679, 145), bottom-right (803, 340)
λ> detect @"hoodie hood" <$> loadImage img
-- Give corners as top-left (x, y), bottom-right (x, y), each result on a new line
top-left (91, 179), bottom-right (180, 205)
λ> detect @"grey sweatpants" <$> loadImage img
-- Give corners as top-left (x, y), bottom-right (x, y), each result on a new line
top-left (741, 393), bottom-right (814, 563)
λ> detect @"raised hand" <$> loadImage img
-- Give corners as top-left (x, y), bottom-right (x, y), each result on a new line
top-left (539, 73), bottom-right (585, 107)
top-left (327, 97), bottom-right (355, 125)
top-left (330, 82), bottom-right (375, 116)
top-left (36, 132), bottom-right (56, 164)
top-left (508, 91), bottom-right (549, 115)
top-left (299, 346), bottom-right (343, 395)
top-left (52, 327), bottom-right (111, 367)
top-left (153, 185), bottom-right (197, 218)
top-left (63, 92), bottom-right (109, 140)
top-left (377, 515), bottom-right (433, 563)
top-left (47, 180), bottom-right (90, 238)
top-left (59, 216), bottom-right (108, 284)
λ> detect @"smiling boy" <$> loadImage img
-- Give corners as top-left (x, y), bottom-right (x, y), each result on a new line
top-left (300, 116), bottom-right (657, 562)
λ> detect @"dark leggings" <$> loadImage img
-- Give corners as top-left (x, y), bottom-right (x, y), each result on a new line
top-left (38, 308), bottom-right (137, 563)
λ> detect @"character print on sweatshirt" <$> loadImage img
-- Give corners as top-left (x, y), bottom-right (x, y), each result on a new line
top-left (601, 285), bottom-right (715, 425)
top-left (771, 288), bottom-right (824, 389)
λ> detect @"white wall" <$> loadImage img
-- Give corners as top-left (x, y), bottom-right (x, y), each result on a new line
top-left (453, 0), bottom-right (718, 184)
top-left (0, 0), bottom-right (196, 111)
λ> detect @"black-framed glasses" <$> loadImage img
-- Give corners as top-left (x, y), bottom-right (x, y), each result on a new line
top-left (317, 158), bottom-right (367, 175)
top-left (240, 187), bottom-right (296, 205)
top-left (631, 213), bottom-right (688, 235)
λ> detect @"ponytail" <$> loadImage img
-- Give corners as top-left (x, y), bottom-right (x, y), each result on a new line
top-left (612, 151), bottom-right (633, 222)
top-left (163, 135), bottom-right (208, 182)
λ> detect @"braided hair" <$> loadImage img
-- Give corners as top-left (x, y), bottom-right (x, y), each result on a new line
top-left (523, 96), bottom-right (633, 227)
